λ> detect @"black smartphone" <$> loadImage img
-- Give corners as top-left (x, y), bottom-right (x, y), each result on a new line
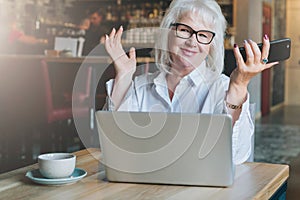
top-left (223, 38), bottom-right (291, 76)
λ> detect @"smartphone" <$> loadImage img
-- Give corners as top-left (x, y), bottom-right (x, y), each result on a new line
top-left (223, 38), bottom-right (291, 76)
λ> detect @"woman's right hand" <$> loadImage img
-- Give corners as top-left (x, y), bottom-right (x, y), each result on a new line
top-left (105, 26), bottom-right (137, 77)
top-left (104, 26), bottom-right (137, 110)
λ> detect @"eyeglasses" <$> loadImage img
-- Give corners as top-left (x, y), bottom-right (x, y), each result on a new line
top-left (170, 23), bottom-right (216, 45)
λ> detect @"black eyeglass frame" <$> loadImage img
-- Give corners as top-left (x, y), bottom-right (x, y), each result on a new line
top-left (170, 23), bottom-right (216, 45)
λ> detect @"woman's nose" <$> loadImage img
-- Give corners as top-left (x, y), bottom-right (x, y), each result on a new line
top-left (185, 34), bottom-right (198, 47)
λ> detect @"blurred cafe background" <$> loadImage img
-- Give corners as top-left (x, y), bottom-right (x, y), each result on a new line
top-left (0, 0), bottom-right (300, 198)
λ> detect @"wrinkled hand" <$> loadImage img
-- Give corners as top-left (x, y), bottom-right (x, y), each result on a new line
top-left (226, 35), bottom-right (279, 114)
top-left (104, 26), bottom-right (136, 77)
top-left (230, 35), bottom-right (278, 87)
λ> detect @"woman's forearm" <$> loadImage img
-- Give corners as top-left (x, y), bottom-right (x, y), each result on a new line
top-left (111, 72), bottom-right (134, 110)
top-left (226, 81), bottom-right (248, 124)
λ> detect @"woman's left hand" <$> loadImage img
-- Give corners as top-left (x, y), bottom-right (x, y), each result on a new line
top-left (230, 35), bottom-right (278, 88)
top-left (226, 35), bottom-right (279, 120)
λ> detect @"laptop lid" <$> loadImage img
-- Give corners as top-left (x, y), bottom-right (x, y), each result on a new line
top-left (95, 111), bottom-right (234, 187)
top-left (54, 37), bottom-right (78, 57)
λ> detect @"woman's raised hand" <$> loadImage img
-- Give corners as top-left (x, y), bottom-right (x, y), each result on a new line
top-left (104, 26), bottom-right (137, 110)
top-left (230, 35), bottom-right (278, 87)
top-left (105, 26), bottom-right (137, 77)
top-left (226, 35), bottom-right (279, 115)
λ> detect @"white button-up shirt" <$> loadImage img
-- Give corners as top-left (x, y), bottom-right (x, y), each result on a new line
top-left (105, 63), bottom-right (254, 164)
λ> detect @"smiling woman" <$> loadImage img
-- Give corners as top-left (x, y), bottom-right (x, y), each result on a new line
top-left (101, 0), bottom-right (279, 165)
top-left (166, 13), bottom-right (215, 77)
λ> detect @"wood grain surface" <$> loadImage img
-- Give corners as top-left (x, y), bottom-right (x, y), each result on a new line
top-left (0, 148), bottom-right (289, 200)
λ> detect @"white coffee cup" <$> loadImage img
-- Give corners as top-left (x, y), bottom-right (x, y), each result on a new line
top-left (38, 153), bottom-right (76, 179)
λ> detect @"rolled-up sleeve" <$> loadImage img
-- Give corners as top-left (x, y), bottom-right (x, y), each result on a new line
top-left (223, 93), bottom-right (255, 165)
top-left (200, 75), bottom-right (255, 165)
top-left (104, 79), bottom-right (139, 111)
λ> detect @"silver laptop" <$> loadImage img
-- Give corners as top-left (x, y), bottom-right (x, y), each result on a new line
top-left (95, 111), bottom-right (235, 187)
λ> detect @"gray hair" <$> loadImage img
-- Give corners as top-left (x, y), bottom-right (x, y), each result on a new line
top-left (154, 0), bottom-right (227, 75)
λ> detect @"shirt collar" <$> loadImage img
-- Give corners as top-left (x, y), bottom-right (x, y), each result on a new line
top-left (184, 60), bottom-right (221, 87)
top-left (153, 61), bottom-right (218, 88)
top-left (153, 70), bottom-right (168, 87)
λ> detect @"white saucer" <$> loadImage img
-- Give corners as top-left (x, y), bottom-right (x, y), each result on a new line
top-left (26, 168), bottom-right (87, 185)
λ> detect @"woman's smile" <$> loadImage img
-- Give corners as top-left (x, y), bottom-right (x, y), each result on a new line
top-left (180, 47), bottom-right (198, 57)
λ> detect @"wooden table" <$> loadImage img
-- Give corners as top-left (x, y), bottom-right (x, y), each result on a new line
top-left (0, 149), bottom-right (289, 200)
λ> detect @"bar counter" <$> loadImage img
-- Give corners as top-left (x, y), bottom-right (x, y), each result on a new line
top-left (0, 149), bottom-right (289, 199)
top-left (0, 54), bottom-right (154, 64)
